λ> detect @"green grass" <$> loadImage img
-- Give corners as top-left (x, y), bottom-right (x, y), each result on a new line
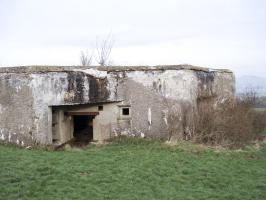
top-left (253, 107), bottom-right (266, 112)
top-left (1, 139), bottom-right (266, 200)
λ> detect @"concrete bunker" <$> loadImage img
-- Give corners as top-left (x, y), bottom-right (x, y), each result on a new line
top-left (0, 65), bottom-right (234, 146)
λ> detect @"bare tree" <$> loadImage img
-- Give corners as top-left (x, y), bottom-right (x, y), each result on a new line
top-left (80, 50), bottom-right (93, 66)
top-left (95, 33), bottom-right (114, 66)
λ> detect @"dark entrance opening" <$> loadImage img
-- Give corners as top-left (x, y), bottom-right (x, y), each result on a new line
top-left (73, 115), bottom-right (94, 146)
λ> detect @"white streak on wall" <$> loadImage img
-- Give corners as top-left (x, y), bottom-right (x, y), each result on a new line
top-left (163, 110), bottom-right (168, 126)
top-left (15, 85), bottom-right (21, 92)
top-left (82, 75), bottom-right (90, 102)
top-left (148, 107), bottom-right (152, 130)
top-left (0, 105), bottom-right (6, 114)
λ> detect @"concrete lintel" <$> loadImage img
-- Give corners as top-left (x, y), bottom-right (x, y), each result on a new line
top-left (66, 112), bottom-right (99, 116)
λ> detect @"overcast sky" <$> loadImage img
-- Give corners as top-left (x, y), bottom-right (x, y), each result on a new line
top-left (0, 0), bottom-right (265, 77)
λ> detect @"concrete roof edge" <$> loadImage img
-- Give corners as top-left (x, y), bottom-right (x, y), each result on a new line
top-left (0, 65), bottom-right (233, 74)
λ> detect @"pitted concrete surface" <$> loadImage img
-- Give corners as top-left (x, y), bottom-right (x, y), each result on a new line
top-left (0, 65), bottom-right (235, 145)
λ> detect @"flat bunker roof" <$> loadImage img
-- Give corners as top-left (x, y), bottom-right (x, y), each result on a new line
top-left (0, 65), bottom-right (233, 74)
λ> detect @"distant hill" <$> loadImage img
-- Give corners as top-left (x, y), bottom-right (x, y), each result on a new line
top-left (236, 76), bottom-right (266, 96)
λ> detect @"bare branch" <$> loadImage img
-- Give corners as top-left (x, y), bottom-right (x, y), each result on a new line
top-left (80, 50), bottom-right (93, 66)
top-left (95, 33), bottom-right (114, 66)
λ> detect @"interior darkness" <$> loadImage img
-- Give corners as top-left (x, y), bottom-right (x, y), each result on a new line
top-left (122, 108), bottom-right (129, 115)
top-left (73, 115), bottom-right (94, 145)
top-left (98, 105), bottom-right (103, 111)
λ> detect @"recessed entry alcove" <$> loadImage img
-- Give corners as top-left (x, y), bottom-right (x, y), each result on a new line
top-left (51, 102), bottom-right (129, 146)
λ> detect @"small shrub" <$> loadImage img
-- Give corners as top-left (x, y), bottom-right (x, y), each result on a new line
top-left (253, 110), bottom-right (266, 136)
top-left (193, 92), bottom-right (266, 148)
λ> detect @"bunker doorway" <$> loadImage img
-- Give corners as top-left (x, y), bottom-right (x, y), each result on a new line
top-left (70, 112), bottom-right (98, 146)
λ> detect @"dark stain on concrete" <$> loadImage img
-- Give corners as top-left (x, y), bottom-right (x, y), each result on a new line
top-left (88, 75), bottom-right (109, 102)
top-left (67, 72), bottom-right (85, 102)
top-left (66, 71), bottom-right (109, 103)
top-left (196, 71), bottom-right (216, 101)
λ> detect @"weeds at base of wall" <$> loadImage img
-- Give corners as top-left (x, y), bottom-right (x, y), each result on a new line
top-left (0, 140), bottom-right (23, 148)
top-left (165, 91), bottom-right (266, 149)
top-left (0, 140), bottom-right (56, 151)
top-left (193, 94), bottom-right (266, 149)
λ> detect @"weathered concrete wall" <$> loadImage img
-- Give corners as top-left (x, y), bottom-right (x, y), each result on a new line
top-left (107, 69), bottom-right (235, 139)
top-left (107, 70), bottom-right (196, 138)
top-left (0, 73), bottom-right (35, 145)
top-left (0, 65), bottom-right (235, 145)
top-left (0, 71), bottom-right (111, 145)
top-left (52, 109), bottom-right (74, 144)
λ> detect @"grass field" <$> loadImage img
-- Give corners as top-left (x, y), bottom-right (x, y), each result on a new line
top-left (253, 107), bottom-right (266, 112)
top-left (0, 138), bottom-right (266, 200)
